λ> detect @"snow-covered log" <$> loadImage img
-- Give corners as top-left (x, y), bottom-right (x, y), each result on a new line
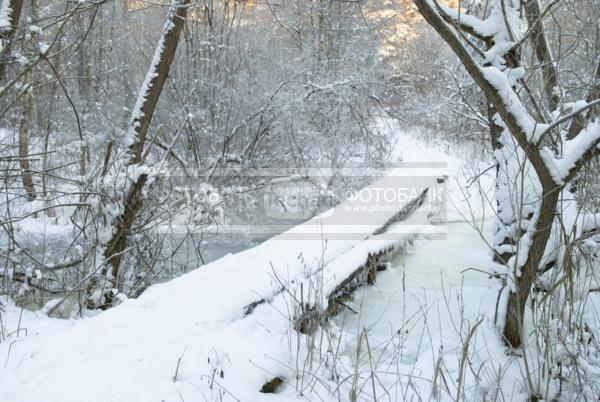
top-left (0, 168), bottom-right (443, 401)
top-left (244, 187), bottom-right (432, 332)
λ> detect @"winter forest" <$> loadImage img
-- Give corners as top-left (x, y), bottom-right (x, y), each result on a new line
top-left (0, 0), bottom-right (599, 400)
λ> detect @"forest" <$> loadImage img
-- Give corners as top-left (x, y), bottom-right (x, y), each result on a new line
top-left (0, 0), bottom-right (599, 401)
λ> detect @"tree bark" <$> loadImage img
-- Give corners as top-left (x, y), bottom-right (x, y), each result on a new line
top-left (126, 1), bottom-right (190, 165)
top-left (567, 62), bottom-right (600, 140)
top-left (73, 0), bottom-right (91, 177)
top-left (18, 70), bottom-right (35, 200)
top-left (502, 186), bottom-right (560, 346)
top-left (0, 0), bottom-right (24, 81)
top-left (523, 0), bottom-right (559, 112)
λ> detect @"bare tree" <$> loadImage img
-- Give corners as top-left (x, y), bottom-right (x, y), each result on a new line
top-left (92, 0), bottom-right (191, 308)
top-left (412, 0), bottom-right (600, 348)
top-left (0, 0), bottom-right (398, 308)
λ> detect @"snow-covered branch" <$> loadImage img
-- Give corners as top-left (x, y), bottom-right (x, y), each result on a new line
top-left (413, 0), bottom-right (554, 188)
top-left (434, 1), bottom-right (491, 42)
top-left (125, 0), bottom-right (191, 165)
top-left (541, 121), bottom-right (600, 185)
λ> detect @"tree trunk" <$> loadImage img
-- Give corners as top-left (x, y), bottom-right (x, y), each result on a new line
top-left (73, 0), bottom-right (91, 177)
top-left (0, 0), bottom-right (24, 81)
top-left (18, 70), bottom-right (35, 200)
top-left (98, 0), bottom-right (190, 302)
top-left (523, 0), bottom-right (559, 113)
top-left (502, 186), bottom-right (560, 347)
top-left (412, 0), bottom-right (600, 349)
top-left (567, 62), bottom-right (600, 140)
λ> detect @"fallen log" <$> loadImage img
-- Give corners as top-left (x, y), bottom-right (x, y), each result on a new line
top-left (243, 186), bottom-right (432, 333)
top-left (303, 187), bottom-right (429, 332)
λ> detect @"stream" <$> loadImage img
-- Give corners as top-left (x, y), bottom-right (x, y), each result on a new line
top-left (335, 219), bottom-right (494, 368)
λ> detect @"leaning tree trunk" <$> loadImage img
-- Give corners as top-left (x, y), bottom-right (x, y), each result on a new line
top-left (412, 0), bottom-right (600, 349)
top-left (98, 0), bottom-right (190, 305)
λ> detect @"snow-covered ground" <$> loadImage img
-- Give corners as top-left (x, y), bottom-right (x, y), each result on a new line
top-left (333, 220), bottom-right (526, 401)
top-left (0, 129), bottom-right (504, 401)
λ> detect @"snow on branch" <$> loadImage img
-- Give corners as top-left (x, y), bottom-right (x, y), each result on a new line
top-left (0, 0), bottom-right (13, 32)
top-left (541, 121), bottom-right (600, 185)
top-left (124, 0), bottom-right (190, 165)
top-left (434, 0), bottom-right (522, 66)
top-left (434, 2), bottom-right (491, 41)
top-left (414, 0), bottom-right (556, 187)
top-left (417, 0), bottom-right (600, 189)
top-left (482, 66), bottom-right (549, 142)
top-left (425, 0), bottom-right (547, 142)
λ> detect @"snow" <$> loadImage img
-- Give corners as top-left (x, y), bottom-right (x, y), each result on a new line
top-left (387, 125), bottom-right (495, 222)
top-left (334, 220), bottom-right (529, 400)
top-left (0, 0), bottom-right (13, 53)
top-left (541, 122), bottom-right (600, 184)
top-left (482, 66), bottom-right (549, 143)
top-left (568, 99), bottom-right (591, 114)
top-left (0, 0), bottom-right (11, 30)
top-left (0, 129), bottom-right (499, 401)
top-left (124, 14), bottom-right (175, 150)
top-left (1, 298), bottom-right (70, 341)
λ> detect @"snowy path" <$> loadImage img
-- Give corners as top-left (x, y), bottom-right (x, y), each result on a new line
top-left (0, 131), bottom-right (496, 402)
